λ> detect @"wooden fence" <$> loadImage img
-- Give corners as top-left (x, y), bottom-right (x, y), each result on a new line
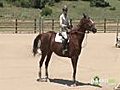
top-left (0, 18), bottom-right (120, 33)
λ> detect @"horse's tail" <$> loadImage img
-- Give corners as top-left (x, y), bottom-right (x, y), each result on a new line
top-left (33, 34), bottom-right (41, 56)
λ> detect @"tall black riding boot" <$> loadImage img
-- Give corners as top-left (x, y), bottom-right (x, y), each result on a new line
top-left (62, 39), bottom-right (68, 55)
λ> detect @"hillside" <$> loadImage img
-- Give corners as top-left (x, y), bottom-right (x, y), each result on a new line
top-left (0, 0), bottom-right (120, 19)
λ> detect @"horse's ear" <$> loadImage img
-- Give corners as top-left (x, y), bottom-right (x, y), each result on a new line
top-left (83, 13), bottom-right (87, 18)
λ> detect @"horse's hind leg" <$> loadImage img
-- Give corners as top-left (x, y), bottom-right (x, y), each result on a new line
top-left (37, 52), bottom-right (46, 82)
top-left (45, 52), bottom-right (52, 81)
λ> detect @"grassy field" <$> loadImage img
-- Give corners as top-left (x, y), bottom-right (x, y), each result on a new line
top-left (0, 0), bottom-right (120, 19)
top-left (52, 0), bottom-right (120, 19)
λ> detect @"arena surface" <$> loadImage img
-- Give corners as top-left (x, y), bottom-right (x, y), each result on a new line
top-left (0, 33), bottom-right (120, 90)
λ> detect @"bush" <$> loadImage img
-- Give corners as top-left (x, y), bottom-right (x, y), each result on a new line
top-left (69, 0), bottom-right (78, 1)
top-left (90, 0), bottom-right (110, 7)
top-left (13, 0), bottom-right (32, 8)
top-left (48, 0), bottom-right (55, 6)
top-left (109, 7), bottom-right (116, 10)
top-left (41, 7), bottom-right (52, 16)
top-left (20, 0), bottom-right (32, 8)
top-left (55, 0), bottom-right (60, 2)
top-left (14, 0), bottom-right (21, 7)
top-left (65, 0), bottom-right (78, 1)
top-left (32, 0), bottom-right (46, 9)
top-left (0, 1), bottom-right (3, 7)
top-left (82, 0), bottom-right (90, 1)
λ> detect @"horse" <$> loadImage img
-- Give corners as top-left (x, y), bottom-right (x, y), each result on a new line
top-left (33, 14), bottom-right (97, 85)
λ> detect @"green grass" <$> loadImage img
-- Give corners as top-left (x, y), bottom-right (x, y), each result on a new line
top-left (0, 0), bottom-right (120, 19)
top-left (0, 1), bottom-right (41, 20)
top-left (0, 7), bottom-right (41, 20)
top-left (51, 0), bottom-right (120, 19)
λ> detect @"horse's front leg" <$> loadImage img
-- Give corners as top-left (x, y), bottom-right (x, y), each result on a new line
top-left (71, 56), bottom-right (78, 86)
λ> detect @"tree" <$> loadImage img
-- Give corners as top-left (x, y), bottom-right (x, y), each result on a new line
top-left (41, 6), bottom-right (52, 16)
top-left (0, 1), bottom-right (3, 7)
top-left (32, 0), bottom-right (46, 9)
top-left (90, 0), bottom-right (110, 7)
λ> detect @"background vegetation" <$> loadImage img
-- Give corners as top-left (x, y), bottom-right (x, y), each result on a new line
top-left (0, 0), bottom-right (120, 19)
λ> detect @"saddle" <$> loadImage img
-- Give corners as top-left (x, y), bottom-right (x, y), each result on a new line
top-left (55, 32), bottom-right (69, 43)
top-left (55, 32), bottom-right (69, 55)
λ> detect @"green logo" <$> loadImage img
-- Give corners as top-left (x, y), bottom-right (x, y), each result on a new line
top-left (92, 76), bottom-right (100, 86)
top-left (108, 79), bottom-right (116, 85)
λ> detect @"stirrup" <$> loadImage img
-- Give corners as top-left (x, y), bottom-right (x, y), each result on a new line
top-left (62, 49), bottom-right (67, 55)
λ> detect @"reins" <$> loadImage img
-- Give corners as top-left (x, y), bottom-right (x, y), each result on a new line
top-left (82, 33), bottom-right (88, 48)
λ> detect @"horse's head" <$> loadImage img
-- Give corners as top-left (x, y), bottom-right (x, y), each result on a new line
top-left (79, 13), bottom-right (97, 33)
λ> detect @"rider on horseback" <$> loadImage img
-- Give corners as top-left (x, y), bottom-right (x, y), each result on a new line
top-left (59, 5), bottom-right (72, 55)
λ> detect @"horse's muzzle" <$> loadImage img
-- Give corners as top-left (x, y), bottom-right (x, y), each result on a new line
top-left (93, 28), bottom-right (97, 33)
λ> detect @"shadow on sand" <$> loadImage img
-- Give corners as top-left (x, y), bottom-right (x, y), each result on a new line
top-left (49, 78), bottom-right (102, 88)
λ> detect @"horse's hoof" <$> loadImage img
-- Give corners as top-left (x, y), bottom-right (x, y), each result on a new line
top-left (37, 78), bottom-right (43, 82)
top-left (37, 78), bottom-right (42, 82)
top-left (70, 81), bottom-right (78, 87)
top-left (70, 83), bottom-right (77, 87)
top-left (44, 78), bottom-right (50, 82)
top-left (37, 78), bottom-right (50, 82)
top-left (37, 78), bottom-right (40, 82)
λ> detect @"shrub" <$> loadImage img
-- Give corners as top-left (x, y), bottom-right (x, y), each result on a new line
top-left (0, 1), bottom-right (3, 7)
top-left (32, 0), bottom-right (46, 9)
top-left (82, 0), bottom-right (90, 1)
top-left (109, 7), bottom-right (116, 10)
top-left (13, 0), bottom-right (32, 8)
top-left (65, 0), bottom-right (78, 1)
top-left (13, 0), bottom-right (21, 7)
top-left (48, 0), bottom-right (55, 6)
top-left (20, 0), bottom-right (32, 8)
top-left (90, 0), bottom-right (110, 7)
top-left (69, 0), bottom-right (78, 1)
top-left (41, 7), bottom-right (52, 16)
top-left (55, 0), bottom-right (60, 2)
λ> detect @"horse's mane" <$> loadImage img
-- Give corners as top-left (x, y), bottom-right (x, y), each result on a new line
top-left (69, 23), bottom-right (82, 35)
top-left (48, 31), bottom-right (56, 34)
top-left (46, 21), bottom-right (82, 35)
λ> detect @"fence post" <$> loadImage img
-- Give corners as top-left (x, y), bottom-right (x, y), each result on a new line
top-left (117, 19), bottom-right (119, 32)
top-left (41, 17), bottom-right (43, 33)
top-left (34, 19), bottom-right (37, 33)
top-left (104, 18), bottom-right (106, 33)
top-left (52, 19), bottom-right (54, 31)
top-left (39, 17), bottom-right (41, 34)
top-left (15, 19), bottom-right (17, 33)
top-left (116, 19), bottom-right (119, 39)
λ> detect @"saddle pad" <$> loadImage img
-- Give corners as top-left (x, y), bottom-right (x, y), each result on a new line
top-left (55, 33), bottom-right (63, 43)
top-left (118, 37), bottom-right (120, 40)
top-left (55, 32), bottom-right (68, 43)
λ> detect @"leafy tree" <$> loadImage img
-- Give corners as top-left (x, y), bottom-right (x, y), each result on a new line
top-left (48, 0), bottom-right (55, 6)
top-left (82, 0), bottom-right (90, 1)
top-left (41, 6), bottom-right (52, 16)
top-left (0, 1), bottom-right (3, 7)
top-left (90, 0), bottom-right (110, 7)
top-left (54, 0), bottom-right (60, 2)
top-left (32, 0), bottom-right (46, 9)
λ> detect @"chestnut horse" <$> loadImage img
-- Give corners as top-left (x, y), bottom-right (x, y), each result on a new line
top-left (33, 14), bottom-right (97, 85)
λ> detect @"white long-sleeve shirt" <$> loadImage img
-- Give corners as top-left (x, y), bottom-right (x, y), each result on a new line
top-left (59, 13), bottom-right (70, 32)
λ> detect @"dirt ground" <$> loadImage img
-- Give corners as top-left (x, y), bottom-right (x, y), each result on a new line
top-left (0, 33), bottom-right (120, 90)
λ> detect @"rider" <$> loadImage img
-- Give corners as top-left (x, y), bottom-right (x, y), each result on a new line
top-left (59, 5), bottom-right (72, 55)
